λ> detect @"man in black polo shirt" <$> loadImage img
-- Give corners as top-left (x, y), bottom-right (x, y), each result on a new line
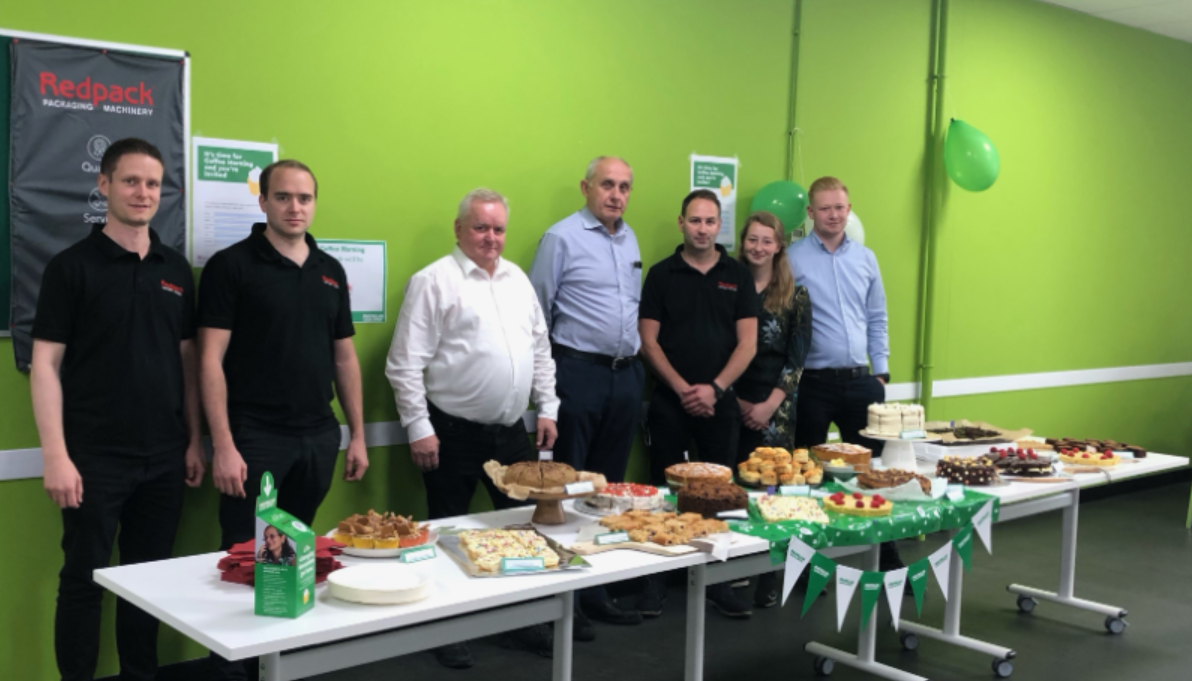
top-left (199, 160), bottom-right (368, 680)
top-left (638, 188), bottom-right (758, 618)
top-left (30, 137), bottom-right (204, 681)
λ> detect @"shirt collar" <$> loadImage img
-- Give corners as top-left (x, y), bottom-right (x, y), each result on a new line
top-left (250, 222), bottom-right (321, 264)
top-left (669, 243), bottom-right (730, 271)
top-left (807, 229), bottom-right (851, 254)
top-left (578, 207), bottom-right (627, 239)
top-left (451, 245), bottom-right (509, 279)
top-left (89, 224), bottom-right (167, 261)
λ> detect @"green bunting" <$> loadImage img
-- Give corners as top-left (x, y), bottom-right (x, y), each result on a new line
top-left (801, 551), bottom-right (837, 617)
top-left (858, 571), bottom-right (886, 630)
top-left (953, 524), bottom-right (974, 572)
top-left (908, 557), bottom-right (931, 617)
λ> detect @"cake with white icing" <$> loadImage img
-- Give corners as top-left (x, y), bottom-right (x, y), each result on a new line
top-left (588, 483), bottom-right (666, 513)
top-left (866, 402), bottom-right (925, 436)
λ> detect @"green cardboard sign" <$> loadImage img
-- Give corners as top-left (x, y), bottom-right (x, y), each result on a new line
top-left (254, 472), bottom-right (316, 619)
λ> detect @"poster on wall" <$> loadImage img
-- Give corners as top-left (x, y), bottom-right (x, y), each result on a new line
top-left (689, 154), bottom-right (739, 248)
top-left (191, 137), bottom-right (278, 266)
top-left (8, 40), bottom-right (185, 370)
top-left (319, 240), bottom-right (387, 323)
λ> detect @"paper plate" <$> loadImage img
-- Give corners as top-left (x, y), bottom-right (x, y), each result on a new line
top-left (325, 529), bottom-right (439, 559)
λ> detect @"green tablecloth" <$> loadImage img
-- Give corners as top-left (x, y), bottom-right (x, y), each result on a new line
top-left (726, 484), bottom-right (1001, 565)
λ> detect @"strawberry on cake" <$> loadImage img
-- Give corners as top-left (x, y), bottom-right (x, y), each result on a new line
top-left (825, 491), bottom-right (893, 517)
top-left (1059, 449), bottom-right (1120, 467)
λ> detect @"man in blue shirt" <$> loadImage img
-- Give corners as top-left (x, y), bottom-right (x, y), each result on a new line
top-left (789, 176), bottom-right (902, 570)
top-left (530, 156), bottom-right (645, 635)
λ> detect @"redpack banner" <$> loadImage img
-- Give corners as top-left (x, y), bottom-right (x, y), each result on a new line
top-left (8, 40), bottom-right (185, 370)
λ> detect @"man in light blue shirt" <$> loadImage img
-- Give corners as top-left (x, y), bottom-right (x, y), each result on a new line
top-left (789, 176), bottom-right (903, 571)
top-left (529, 156), bottom-right (645, 632)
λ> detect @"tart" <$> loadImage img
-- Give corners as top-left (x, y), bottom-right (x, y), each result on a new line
top-left (825, 492), bottom-right (893, 517)
top-left (1059, 449), bottom-right (1120, 467)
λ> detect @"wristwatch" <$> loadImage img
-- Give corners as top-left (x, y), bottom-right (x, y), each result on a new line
top-left (711, 382), bottom-right (725, 401)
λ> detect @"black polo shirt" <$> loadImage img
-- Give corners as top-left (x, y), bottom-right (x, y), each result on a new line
top-left (640, 244), bottom-right (759, 386)
top-left (198, 223), bottom-right (354, 435)
top-left (32, 225), bottom-right (195, 457)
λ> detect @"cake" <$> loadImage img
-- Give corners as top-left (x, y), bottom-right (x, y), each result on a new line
top-left (866, 402), bottom-right (925, 436)
top-left (587, 482), bottom-right (666, 513)
top-left (1015, 436), bottom-right (1054, 451)
top-left (502, 461), bottom-right (579, 489)
top-left (458, 529), bottom-right (560, 572)
top-left (983, 447), bottom-right (1053, 477)
top-left (676, 479), bottom-right (749, 518)
top-left (928, 425), bottom-right (1003, 440)
top-left (738, 448), bottom-right (823, 486)
top-left (757, 495), bottom-right (831, 524)
top-left (328, 565), bottom-right (432, 605)
top-left (825, 492), bottom-right (892, 517)
top-left (598, 510), bottom-right (728, 546)
top-left (334, 511), bottom-right (430, 550)
top-left (935, 455), bottom-right (999, 486)
top-left (811, 443), bottom-right (873, 471)
top-left (857, 469), bottom-right (932, 495)
top-left (665, 462), bottom-right (733, 487)
top-left (1047, 438), bottom-right (1146, 459)
top-left (1058, 449), bottom-right (1120, 467)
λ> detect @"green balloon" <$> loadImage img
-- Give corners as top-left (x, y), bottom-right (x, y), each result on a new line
top-left (944, 119), bottom-right (1000, 192)
top-left (750, 181), bottom-right (808, 231)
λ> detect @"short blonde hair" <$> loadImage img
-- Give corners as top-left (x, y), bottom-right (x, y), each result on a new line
top-left (808, 176), bottom-right (849, 204)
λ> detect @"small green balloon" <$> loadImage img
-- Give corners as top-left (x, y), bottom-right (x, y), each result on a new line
top-left (749, 181), bottom-right (809, 231)
top-left (944, 119), bottom-right (1000, 192)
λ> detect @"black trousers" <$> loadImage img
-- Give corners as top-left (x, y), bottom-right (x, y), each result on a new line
top-left (552, 355), bottom-right (644, 482)
top-left (422, 402), bottom-right (535, 520)
top-left (210, 424), bottom-right (342, 681)
top-left (56, 448), bottom-right (185, 681)
top-left (645, 385), bottom-right (740, 487)
top-left (794, 371), bottom-right (886, 453)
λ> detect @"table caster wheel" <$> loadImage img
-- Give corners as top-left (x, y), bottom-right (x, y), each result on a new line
top-left (1105, 616), bottom-right (1127, 635)
top-left (814, 656), bottom-right (835, 676)
top-left (900, 632), bottom-right (920, 651)
top-left (1016, 595), bottom-right (1037, 613)
top-left (992, 658), bottom-right (1014, 678)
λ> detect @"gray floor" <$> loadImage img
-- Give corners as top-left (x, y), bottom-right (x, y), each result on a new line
top-left (162, 475), bottom-right (1192, 681)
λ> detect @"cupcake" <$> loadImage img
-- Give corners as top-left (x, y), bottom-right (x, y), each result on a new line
top-left (332, 521), bottom-right (354, 545)
top-left (373, 526), bottom-right (400, 549)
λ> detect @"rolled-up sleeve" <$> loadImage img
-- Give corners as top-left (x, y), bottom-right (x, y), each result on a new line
top-left (865, 253), bottom-right (890, 376)
top-left (385, 273), bottom-right (441, 442)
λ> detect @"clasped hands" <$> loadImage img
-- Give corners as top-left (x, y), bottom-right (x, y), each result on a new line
top-left (678, 383), bottom-right (718, 417)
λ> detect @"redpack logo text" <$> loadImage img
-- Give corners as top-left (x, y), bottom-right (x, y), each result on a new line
top-left (39, 72), bottom-right (155, 116)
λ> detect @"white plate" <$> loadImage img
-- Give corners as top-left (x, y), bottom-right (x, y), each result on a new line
top-left (326, 528), bottom-right (440, 559)
top-left (328, 564), bottom-right (433, 605)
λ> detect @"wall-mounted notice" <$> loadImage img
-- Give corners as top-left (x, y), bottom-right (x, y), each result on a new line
top-left (320, 240), bottom-right (387, 323)
top-left (192, 137), bottom-right (278, 266)
top-left (690, 154), bottom-right (739, 248)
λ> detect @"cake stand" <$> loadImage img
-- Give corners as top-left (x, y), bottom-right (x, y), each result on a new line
top-left (857, 432), bottom-right (941, 471)
top-left (524, 489), bottom-right (600, 525)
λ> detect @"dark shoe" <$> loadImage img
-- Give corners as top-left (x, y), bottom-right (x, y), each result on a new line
top-left (573, 607), bottom-right (596, 642)
top-left (754, 573), bottom-right (780, 609)
top-left (497, 623), bottom-right (553, 658)
top-left (582, 598), bottom-right (643, 626)
top-left (879, 541), bottom-right (906, 573)
top-left (433, 643), bottom-right (474, 669)
top-left (707, 583), bottom-right (753, 619)
top-left (638, 575), bottom-right (667, 618)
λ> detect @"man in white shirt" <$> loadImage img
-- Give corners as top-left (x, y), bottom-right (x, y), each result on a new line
top-left (386, 188), bottom-right (559, 668)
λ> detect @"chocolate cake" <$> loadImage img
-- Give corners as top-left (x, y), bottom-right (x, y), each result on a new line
top-left (1045, 438), bottom-right (1147, 458)
top-left (857, 469), bottom-right (932, 495)
top-left (676, 480), bottom-right (748, 518)
top-left (980, 448), bottom-right (1053, 477)
top-left (935, 455), bottom-right (999, 486)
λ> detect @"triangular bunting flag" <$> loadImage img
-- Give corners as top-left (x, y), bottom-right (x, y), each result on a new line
top-left (883, 567), bottom-right (908, 630)
top-left (858, 571), bottom-right (885, 631)
top-left (953, 524), bottom-right (974, 572)
top-left (800, 551), bottom-right (837, 617)
top-left (929, 543), bottom-right (952, 601)
top-left (973, 500), bottom-right (995, 554)
top-left (908, 558), bottom-right (930, 616)
top-left (781, 536), bottom-right (816, 607)
top-left (835, 566), bottom-right (862, 632)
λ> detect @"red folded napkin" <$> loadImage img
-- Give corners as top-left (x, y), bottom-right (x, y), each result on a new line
top-left (217, 536), bottom-right (346, 586)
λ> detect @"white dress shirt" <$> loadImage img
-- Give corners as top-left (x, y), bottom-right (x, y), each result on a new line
top-left (386, 246), bottom-right (560, 443)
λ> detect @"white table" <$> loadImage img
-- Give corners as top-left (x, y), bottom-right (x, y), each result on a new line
top-left (686, 452), bottom-right (1187, 681)
top-left (94, 453), bottom-right (1185, 681)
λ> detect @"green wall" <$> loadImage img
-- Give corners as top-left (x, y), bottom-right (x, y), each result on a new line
top-left (2, 1), bottom-right (1191, 678)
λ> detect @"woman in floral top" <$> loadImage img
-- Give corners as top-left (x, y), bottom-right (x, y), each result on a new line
top-left (735, 210), bottom-right (812, 609)
top-left (736, 211), bottom-right (812, 459)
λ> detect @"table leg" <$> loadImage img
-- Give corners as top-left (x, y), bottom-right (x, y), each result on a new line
top-left (258, 652), bottom-right (281, 681)
top-left (803, 545), bottom-right (927, 680)
top-left (684, 564), bottom-right (707, 681)
top-left (1007, 487), bottom-right (1129, 632)
top-left (552, 591), bottom-right (574, 681)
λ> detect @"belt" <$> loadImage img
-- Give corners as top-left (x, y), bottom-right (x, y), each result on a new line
top-left (804, 366), bottom-right (870, 380)
top-left (427, 402), bottom-right (521, 434)
top-left (552, 344), bottom-right (638, 371)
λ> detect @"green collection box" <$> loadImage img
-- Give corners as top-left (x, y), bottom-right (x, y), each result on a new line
top-left (254, 471), bottom-right (316, 619)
